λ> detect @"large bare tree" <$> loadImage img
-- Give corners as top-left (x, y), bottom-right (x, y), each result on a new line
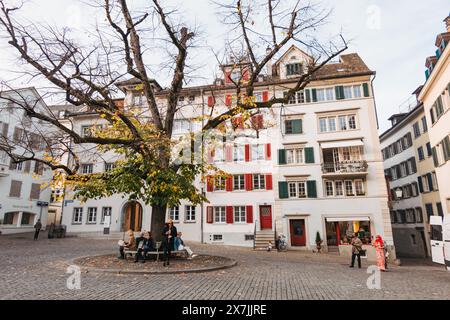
top-left (0, 0), bottom-right (347, 239)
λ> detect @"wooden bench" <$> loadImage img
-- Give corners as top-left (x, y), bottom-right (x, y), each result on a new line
top-left (123, 248), bottom-right (189, 261)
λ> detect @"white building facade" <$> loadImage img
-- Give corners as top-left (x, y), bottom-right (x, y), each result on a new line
top-left (0, 88), bottom-right (53, 234)
top-left (59, 46), bottom-right (395, 258)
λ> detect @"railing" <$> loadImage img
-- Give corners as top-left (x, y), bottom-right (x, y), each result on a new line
top-left (322, 160), bottom-right (368, 174)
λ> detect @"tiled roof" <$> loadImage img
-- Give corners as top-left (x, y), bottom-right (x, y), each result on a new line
top-left (311, 53), bottom-right (373, 80)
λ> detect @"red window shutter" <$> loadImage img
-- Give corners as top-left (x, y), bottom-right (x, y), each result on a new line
top-left (207, 148), bottom-right (214, 163)
top-left (257, 114), bottom-right (264, 129)
top-left (225, 95), bottom-right (232, 106)
top-left (224, 72), bottom-right (232, 84)
top-left (226, 206), bottom-right (234, 224)
top-left (225, 144), bottom-right (233, 162)
top-left (245, 144), bottom-right (251, 162)
top-left (225, 176), bottom-right (233, 192)
top-left (243, 69), bottom-right (250, 81)
top-left (245, 173), bottom-right (253, 191)
top-left (207, 96), bottom-right (215, 107)
top-left (206, 176), bottom-right (214, 192)
top-left (262, 91), bottom-right (269, 102)
top-left (207, 206), bottom-right (213, 224)
top-left (265, 143), bottom-right (271, 160)
top-left (246, 205), bottom-right (253, 223)
top-left (265, 174), bottom-right (273, 190)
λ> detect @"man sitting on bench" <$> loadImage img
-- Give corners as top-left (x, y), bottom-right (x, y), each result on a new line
top-left (135, 231), bottom-right (154, 263)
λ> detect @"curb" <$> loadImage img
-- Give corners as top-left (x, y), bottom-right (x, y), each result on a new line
top-left (67, 254), bottom-right (237, 275)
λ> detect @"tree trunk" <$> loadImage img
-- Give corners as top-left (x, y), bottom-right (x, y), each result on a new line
top-left (151, 204), bottom-right (167, 242)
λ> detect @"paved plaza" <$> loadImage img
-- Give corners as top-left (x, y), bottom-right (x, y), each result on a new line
top-left (0, 232), bottom-right (449, 300)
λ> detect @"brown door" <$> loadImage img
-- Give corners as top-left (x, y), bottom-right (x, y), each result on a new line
top-left (259, 205), bottom-right (272, 230)
top-left (290, 219), bottom-right (306, 246)
top-left (123, 202), bottom-right (142, 231)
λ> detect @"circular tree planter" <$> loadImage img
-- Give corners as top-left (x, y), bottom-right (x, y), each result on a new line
top-left (71, 254), bottom-right (237, 274)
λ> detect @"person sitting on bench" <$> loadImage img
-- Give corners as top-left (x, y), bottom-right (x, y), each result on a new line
top-left (174, 232), bottom-right (194, 259)
top-left (118, 230), bottom-right (136, 259)
top-left (135, 231), bottom-right (154, 263)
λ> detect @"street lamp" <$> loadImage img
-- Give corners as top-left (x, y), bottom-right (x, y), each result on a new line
top-left (395, 189), bottom-right (403, 199)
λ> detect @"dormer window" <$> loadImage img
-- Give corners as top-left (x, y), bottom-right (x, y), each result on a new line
top-left (286, 63), bottom-right (302, 76)
top-left (189, 95), bottom-right (195, 102)
top-left (178, 96), bottom-right (185, 102)
top-left (133, 93), bottom-right (142, 106)
top-left (230, 70), bottom-right (241, 82)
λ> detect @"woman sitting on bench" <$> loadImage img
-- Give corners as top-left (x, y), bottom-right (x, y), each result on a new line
top-left (118, 230), bottom-right (136, 259)
top-left (135, 231), bottom-right (154, 263)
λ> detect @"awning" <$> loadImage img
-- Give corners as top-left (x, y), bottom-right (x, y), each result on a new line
top-left (320, 139), bottom-right (364, 149)
top-left (326, 216), bottom-right (370, 222)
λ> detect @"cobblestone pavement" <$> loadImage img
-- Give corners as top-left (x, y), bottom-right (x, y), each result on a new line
top-left (0, 232), bottom-right (449, 300)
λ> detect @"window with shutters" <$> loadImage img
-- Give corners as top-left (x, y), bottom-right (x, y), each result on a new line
top-left (343, 86), bottom-right (353, 99)
top-left (30, 183), bottom-right (41, 200)
top-left (415, 207), bottom-right (423, 223)
top-left (405, 209), bottom-right (416, 224)
top-left (319, 114), bottom-right (357, 132)
top-left (214, 176), bottom-right (226, 191)
top-left (421, 116), bottom-right (428, 133)
top-left (214, 206), bottom-right (226, 223)
top-left (9, 180), bottom-right (22, 198)
top-left (233, 175), bottom-right (245, 190)
top-left (418, 146), bottom-right (425, 161)
top-left (72, 208), bottom-right (83, 224)
top-left (233, 144), bottom-right (245, 162)
top-left (422, 174), bottom-right (430, 192)
top-left (169, 206), bottom-right (179, 222)
top-left (233, 206), bottom-right (246, 223)
top-left (252, 174), bottom-right (265, 190)
top-left (352, 85), bottom-right (362, 98)
top-left (185, 205), bottom-right (196, 222)
top-left (86, 207), bottom-right (97, 224)
top-left (413, 122), bottom-right (421, 138)
top-left (33, 161), bottom-right (44, 175)
top-left (426, 142), bottom-right (432, 157)
top-left (251, 144), bottom-right (265, 160)
top-left (431, 172), bottom-right (439, 190)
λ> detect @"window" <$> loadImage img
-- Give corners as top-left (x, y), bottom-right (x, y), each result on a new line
top-left (73, 208), bottom-right (83, 224)
top-left (133, 93), bottom-right (142, 106)
top-left (81, 163), bottom-right (93, 174)
top-left (9, 180), bottom-right (22, 198)
top-left (288, 181), bottom-right (306, 198)
top-left (284, 119), bottom-right (302, 134)
top-left (185, 205), bottom-right (196, 222)
top-left (188, 95), bottom-right (195, 102)
top-left (104, 162), bottom-right (115, 172)
top-left (325, 181), bottom-right (334, 196)
top-left (426, 142), bottom-right (432, 157)
top-left (286, 148), bottom-right (304, 164)
top-left (252, 144), bottom-right (265, 160)
top-left (215, 176), bottom-right (226, 191)
top-left (234, 206), bottom-right (246, 223)
top-left (214, 206), bottom-right (226, 223)
top-left (326, 88), bottom-right (334, 101)
top-left (415, 207), bottom-right (423, 223)
top-left (354, 180), bottom-right (365, 196)
top-left (338, 116), bottom-right (347, 130)
top-left (335, 181), bottom-right (344, 196)
top-left (421, 116), bottom-right (428, 133)
top-left (30, 183), bottom-right (41, 200)
top-left (413, 122), bottom-right (421, 138)
top-left (213, 234), bottom-right (223, 241)
top-left (431, 172), bottom-right (439, 190)
top-left (101, 207), bottom-right (112, 224)
top-left (345, 180), bottom-right (354, 196)
top-left (233, 144), bottom-right (245, 161)
top-left (316, 89), bottom-right (326, 102)
top-left (343, 86), bottom-right (353, 99)
top-left (353, 85), bottom-right (362, 98)
top-left (86, 207), bottom-right (97, 224)
top-left (437, 202), bottom-right (444, 217)
top-left (253, 174), bottom-right (265, 190)
top-left (173, 119), bottom-right (190, 134)
top-left (169, 206), bottom-right (179, 222)
top-left (319, 118), bottom-right (328, 132)
top-left (418, 147), bottom-right (425, 161)
top-left (405, 209), bottom-right (416, 223)
top-left (422, 175), bottom-right (430, 192)
top-left (286, 63), bottom-right (302, 76)
top-left (328, 117), bottom-right (336, 131)
top-left (425, 203), bottom-right (433, 222)
top-left (233, 175), bottom-right (245, 190)
top-left (296, 91), bottom-right (305, 104)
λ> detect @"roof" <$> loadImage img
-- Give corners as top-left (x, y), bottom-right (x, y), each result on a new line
top-left (435, 32), bottom-right (450, 47)
top-left (379, 102), bottom-right (424, 141)
top-left (273, 44), bottom-right (313, 66)
top-left (312, 53), bottom-right (374, 80)
top-left (115, 78), bottom-right (163, 92)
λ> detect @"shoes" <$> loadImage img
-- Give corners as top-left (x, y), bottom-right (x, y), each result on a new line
top-left (134, 260), bottom-right (138, 263)
top-left (117, 256), bottom-right (124, 260)
top-left (349, 265), bottom-right (354, 268)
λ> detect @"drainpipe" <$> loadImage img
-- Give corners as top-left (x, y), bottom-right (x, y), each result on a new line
top-left (200, 88), bottom-right (205, 244)
top-left (370, 72), bottom-right (380, 129)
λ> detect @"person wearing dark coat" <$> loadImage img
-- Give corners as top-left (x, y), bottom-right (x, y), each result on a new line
top-left (162, 219), bottom-right (177, 266)
top-left (135, 231), bottom-right (154, 263)
top-left (34, 219), bottom-right (42, 240)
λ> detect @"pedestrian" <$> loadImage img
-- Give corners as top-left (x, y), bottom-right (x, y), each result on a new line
top-left (383, 239), bottom-right (389, 270)
top-left (162, 219), bottom-right (177, 266)
top-left (373, 235), bottom-right (386, 272)
top-left (33, 219), bottom-right (42, 240)
top-left (349, 232), bottom-right (363, 268)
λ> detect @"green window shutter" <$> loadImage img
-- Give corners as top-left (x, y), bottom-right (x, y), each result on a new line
top-left (335, 86), bottom-right (344, 100)
top-left (443, 136), bottom-right (450, 161)
top-left (292, 119), bottom-right (302, 134)
top-left (432, 147), bottom-right (439, 167)
top-left (363, 83), bottom-right (370, 97)
top-left (278, 149), bottom-right (286, 165)
top-left (305, 89), bottom-right (311, 103)
top-left (278, 181), bottom-right (288, 199)
top-left (311, 89), bottom-right (317, 102)
top-left (304, 147), bottom-right (315, 163)
top-left (307, 180), bottom-right (317, 198)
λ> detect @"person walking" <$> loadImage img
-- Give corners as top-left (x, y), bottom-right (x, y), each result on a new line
top-left (349, 232), bottom-right (363, 268)
top-left (162, 219), bottom-right (177, 266)
top-left (33, 219), bottom-right (42, 240)
top-left (373, 235), bottom-right (386, 272)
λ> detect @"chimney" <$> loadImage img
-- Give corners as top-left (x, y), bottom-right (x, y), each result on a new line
top-left (445, 14), bottom-right (450, 32)
top-left (265, 46), bottom-right (272, 77)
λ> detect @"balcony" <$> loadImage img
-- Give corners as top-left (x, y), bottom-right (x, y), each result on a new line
top-left (321, 160), bottom-right (368, 177)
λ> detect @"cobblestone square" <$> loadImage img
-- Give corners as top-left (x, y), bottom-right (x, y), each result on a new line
top-left (0, 233), bottom-right (449, 300)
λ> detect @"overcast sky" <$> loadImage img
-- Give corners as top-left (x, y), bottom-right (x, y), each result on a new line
top-left (0, 0), bottom-right (448, 133)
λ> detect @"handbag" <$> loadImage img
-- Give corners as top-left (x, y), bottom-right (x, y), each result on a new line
top-left (359, 249), bottom-right (366, 257)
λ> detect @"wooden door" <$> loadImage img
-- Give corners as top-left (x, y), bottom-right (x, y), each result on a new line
top-left (259, 205), bottom-right (272, 229)
top-left (290, 219), bottom-right (306, 246)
